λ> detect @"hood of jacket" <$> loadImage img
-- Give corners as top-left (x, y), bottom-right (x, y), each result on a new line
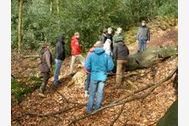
top-left (113, 34), bottom-right (124, 43)
top-left (93, 47), bottom-right (105, 55)
top-left (57, 36), bottom-right (65, 45)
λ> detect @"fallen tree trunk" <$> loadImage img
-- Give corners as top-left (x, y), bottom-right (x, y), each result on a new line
top-left (126, 45), bottom-right (177, 71)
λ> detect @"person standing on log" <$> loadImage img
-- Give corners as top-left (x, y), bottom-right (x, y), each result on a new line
top-left (69, 32), bottom-right (85, 75)
top-left (53, 35), bottom-right (66, 86)
top-left (113, 27), bottom-right (129, 85)
top-left (136, 20), bottom-right (150, 52)
top-left (84, 41), bottom-right (114, 113)
top-left (39, 43), bottom-right (53, 96)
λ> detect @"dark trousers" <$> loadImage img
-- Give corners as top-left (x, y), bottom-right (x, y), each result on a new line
top-left (85, 73), bottom-right (91, 91)
top-left (40, 72), bottom-right (50, 93)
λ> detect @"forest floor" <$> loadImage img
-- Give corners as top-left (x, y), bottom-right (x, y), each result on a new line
top-left (11, 26), bottom-right (178, 126)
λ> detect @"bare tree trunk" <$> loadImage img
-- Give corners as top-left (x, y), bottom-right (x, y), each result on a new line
top-left (50, 0), bottom-right (53, 13)
top-left (17, 0), bottom-right (24, 53)
top-left (56, 0), bottom-right (60, 32)
top-left (50, 0), bottom-right (60, 32)
top-left (56, 0), bottom-right (59, 15)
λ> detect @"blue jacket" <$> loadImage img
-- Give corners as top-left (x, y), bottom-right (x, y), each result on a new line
top-left (84, 48), bottom-right (114, 81)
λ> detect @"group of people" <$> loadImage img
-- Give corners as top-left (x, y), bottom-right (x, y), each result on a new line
top-left (38, 20), bottom-right (150, 113)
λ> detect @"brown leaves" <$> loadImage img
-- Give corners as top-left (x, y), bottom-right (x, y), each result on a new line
top-left (12, 55), bottom-right (177, 126)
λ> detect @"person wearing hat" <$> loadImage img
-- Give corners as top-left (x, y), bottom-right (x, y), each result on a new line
top-left (84, 41), bottom-right (114, 113)
top-left (113, 27), bottom-right (129, 85)
top-left (136, 20), bottom-right (150, 52)
top-left (39, 43), bottom-right (53, 96)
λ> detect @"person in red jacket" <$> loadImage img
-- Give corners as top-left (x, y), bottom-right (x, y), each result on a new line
top-left (69, 32), bottom-right (85, 74)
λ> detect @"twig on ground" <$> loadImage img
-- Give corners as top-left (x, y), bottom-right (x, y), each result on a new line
top-left (109, 103), bottom-right (126, 126)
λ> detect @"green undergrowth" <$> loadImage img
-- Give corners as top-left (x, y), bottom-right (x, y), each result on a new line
top-left (11, 76), bottom-right (42, 104)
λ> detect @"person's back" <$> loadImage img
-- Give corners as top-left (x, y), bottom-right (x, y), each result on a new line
top-left (113, 34), bottom-right (124, 44)
top-left (113, 42), bottom-right (129, 60)
top-left (55, 37), bottom-right (65, 61)
top-left (84, 41), bottom-right (114, 113)
top-left (85, 47), bottom-right (114, 81)
top-left (113, 27), bottom-right (129, 85)
top-left (40, 46), bottom-right (52, 73)
top-left (39, 44), bottom-right (52, 95)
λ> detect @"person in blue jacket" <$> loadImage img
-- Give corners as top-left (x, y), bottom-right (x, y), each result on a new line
top-left (84, 41), bottom-right (114, 113)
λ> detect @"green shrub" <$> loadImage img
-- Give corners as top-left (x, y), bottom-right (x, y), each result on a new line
top-left (11, 77), bottom-right (41, 102)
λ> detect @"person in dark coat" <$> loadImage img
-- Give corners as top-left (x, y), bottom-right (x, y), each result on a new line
top-left (53, 35), bottom-right (66, 86)
top-left (136, 20), bottom-right (150, 52)
top-left (39, 43), bottom-right (53, 95)
top-left (99, 28), bottom-right (107, 43)
top-left (113, 27), bottom-right (129, 85)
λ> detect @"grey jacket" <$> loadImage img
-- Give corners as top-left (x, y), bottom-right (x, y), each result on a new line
top-left (136, 26), bottom-right (150, 41)
top-left (113, 42), bottom-right (129, 60)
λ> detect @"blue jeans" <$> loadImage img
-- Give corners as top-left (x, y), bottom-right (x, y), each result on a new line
top-left (87, 80), bottom-right (105, 113)
top-left (54, 59), bottom-right (63, 85)
top-left (138, 39), bottom-right (147, 52)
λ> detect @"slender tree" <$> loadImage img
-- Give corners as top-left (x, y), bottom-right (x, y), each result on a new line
top-left (17, 0), bottom-right (24, 53)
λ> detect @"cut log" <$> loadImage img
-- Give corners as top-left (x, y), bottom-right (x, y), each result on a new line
top-left (126, 45), bottom-right (178, 71)
top-left (22, 55), bottom-right (40, 58)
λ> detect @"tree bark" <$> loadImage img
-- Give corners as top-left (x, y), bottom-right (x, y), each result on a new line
top-left (50, 1), bottom-right (53, 13)
top-left (56, 0), bottom-right (60, 32)
top-left (126, 46), bottom-right (177, 71)
top-left (17, 0), bottom-right (24, 53)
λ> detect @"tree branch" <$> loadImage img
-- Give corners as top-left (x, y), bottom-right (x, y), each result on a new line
top-left (109, 103), bottom-right (126, 126)
top-left (68, 67), bottom-right (177, 125)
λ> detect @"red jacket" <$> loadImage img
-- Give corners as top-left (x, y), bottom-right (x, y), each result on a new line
top-left (70, 36), bottom-right (81, 55)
